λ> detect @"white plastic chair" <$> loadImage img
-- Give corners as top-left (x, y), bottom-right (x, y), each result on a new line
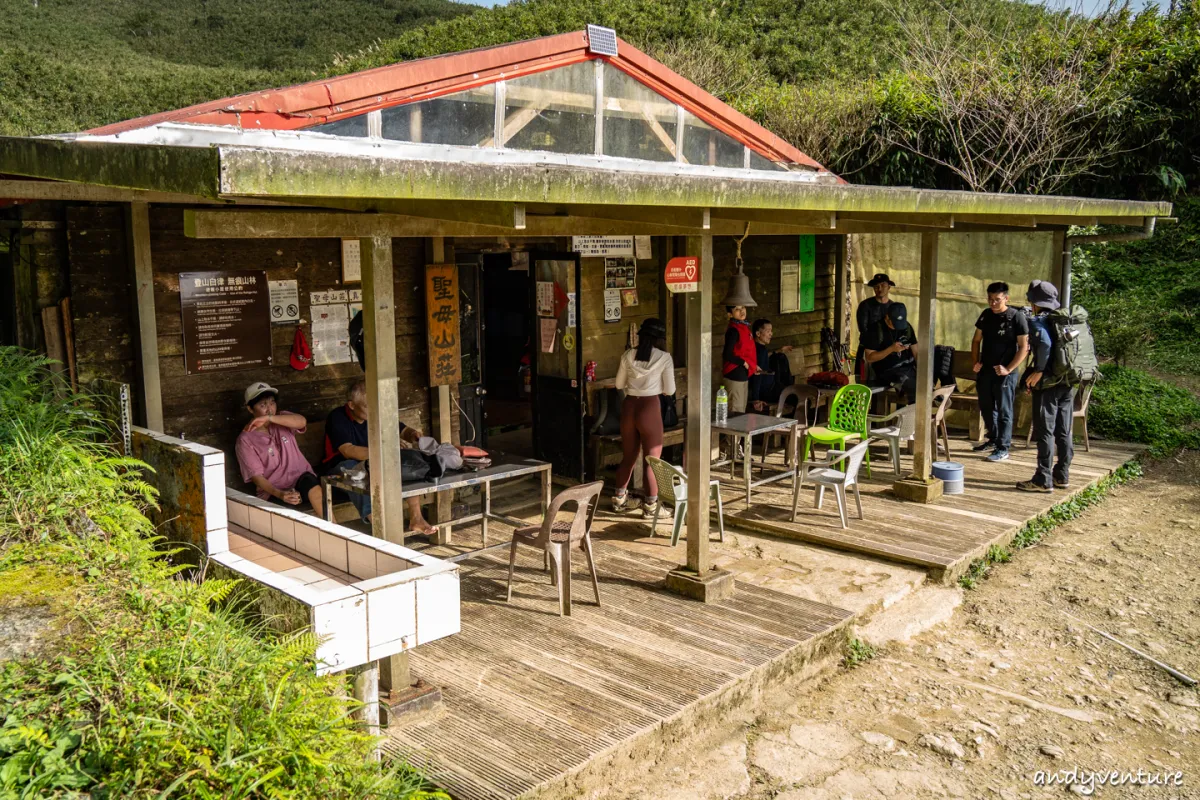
top-left (791, 439), bottom-right (872, 529)
top-left (646, 456), bottom-right (725, 547)
top-left (867, 405), bottom-right (917, 475)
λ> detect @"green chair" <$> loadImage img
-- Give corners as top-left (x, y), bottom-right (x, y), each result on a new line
top-left (800, 384), bottom-right (872, 477)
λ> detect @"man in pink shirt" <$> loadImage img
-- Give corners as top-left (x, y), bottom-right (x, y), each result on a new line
top-left (235, 381), bottom-right (323, 511)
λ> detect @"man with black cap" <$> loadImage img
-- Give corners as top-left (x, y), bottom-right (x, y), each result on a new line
top-left (863, 302), bottom-right (920, 399)
top-left (235, 381), bottom-right (324, 511)
top-left (971, 282), bottom-right (1030, 463)
top-left (1017, 280), bottom-right (1073, 493)
top-left (856, 274), bottom-right (896, 382)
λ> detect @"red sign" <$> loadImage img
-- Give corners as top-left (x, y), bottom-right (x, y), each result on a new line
top-left (664, 256), bottom-right (700, 293)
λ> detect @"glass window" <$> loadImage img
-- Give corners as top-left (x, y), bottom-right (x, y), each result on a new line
top-left (748, 149), bottom-right (788, 171)
top-left (601, 65), bottom-right (678, 162)
top-left (308, 114), bottom-right (368, 137)
top-left (503, 61), bottom-right (596, 155)
top-left (681, 111), bottom-right (743, 168)
top-left (380, 86), bottom-right (495, 147)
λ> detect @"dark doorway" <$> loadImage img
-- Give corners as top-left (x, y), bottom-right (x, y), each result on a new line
top-left (481, 252), bottom-right (535, 456)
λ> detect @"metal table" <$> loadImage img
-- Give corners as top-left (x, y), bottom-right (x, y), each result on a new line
top-left (711, 414), bottom-right (800, 504)
top-left (321, 453), bottom-right (552, 560)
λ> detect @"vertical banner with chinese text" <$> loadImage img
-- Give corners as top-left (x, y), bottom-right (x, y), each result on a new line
top-left (799, 235), bottom-right (817, 312)
top-left (425, 264), bottom-right (462, 386)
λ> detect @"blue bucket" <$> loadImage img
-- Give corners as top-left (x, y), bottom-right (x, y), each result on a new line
top-left (932, 461), bottom-right (964, 495)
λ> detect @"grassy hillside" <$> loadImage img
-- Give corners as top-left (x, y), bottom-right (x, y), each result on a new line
top-left (0, 0), bottom-right (476, 135)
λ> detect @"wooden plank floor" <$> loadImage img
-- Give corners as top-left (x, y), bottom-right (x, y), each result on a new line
top-left (384, 540), bottom-right (853, 800)
top-left (718, 437), bottom-right (1140, 582)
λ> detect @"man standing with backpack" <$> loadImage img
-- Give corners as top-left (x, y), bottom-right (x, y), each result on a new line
top-left (1017, 280), bottom-right (1095, 493)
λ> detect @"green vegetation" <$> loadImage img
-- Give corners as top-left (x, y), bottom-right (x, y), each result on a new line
top-left (0, 0), bottom-right (475, 136)
top-left (958, 461), bottom-right (1144, 589)
top-left (0, 349), bottom-right (443, 799)
top-left (1088, 365), bottom-right (1200, 454)
top-left (842, 638), bottom-right (877, 669)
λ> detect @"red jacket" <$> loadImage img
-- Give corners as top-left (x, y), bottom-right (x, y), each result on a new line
top-left (723, 320), bottom-right (758, 376)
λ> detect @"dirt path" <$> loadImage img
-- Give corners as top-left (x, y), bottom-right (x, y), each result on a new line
top-left (604, 452), bottom-right (1200, 799)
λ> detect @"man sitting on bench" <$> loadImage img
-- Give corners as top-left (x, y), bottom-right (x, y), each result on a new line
top-left (863, 303), bottom-right (920, 400)
top-left (235, 381), bottom-right (323, 512)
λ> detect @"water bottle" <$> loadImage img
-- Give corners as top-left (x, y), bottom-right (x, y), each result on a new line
top-left (715, 386), bottom-right (728, 426)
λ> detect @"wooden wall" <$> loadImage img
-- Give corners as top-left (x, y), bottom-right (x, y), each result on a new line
top-left (578, 239), bottom-right (666, 379)
top-left (142, 208), bottom-right (432, 485)
top-left (66, 206), bottom-right (137, 391)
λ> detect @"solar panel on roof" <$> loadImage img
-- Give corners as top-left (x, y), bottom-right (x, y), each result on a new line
top-left (586, 25), bottom-right (618, 57)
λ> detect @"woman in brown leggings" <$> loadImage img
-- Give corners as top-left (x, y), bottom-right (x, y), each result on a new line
top-left (612, 318), bottom-right (675, 518)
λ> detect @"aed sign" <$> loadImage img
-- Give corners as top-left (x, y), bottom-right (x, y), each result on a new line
top-left (664, 256), bottom-right (700, 293)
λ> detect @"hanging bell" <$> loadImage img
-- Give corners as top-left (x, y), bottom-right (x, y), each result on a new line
top-left (721, 261), bottom-right (758, 308)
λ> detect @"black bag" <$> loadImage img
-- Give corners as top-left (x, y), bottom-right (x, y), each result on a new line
top-left (661, 394), bottom-right (680, 429)
top-left (349, 310), bottom-right (365, 371)
top-left (399, 449), bottom-right (431, 482)
top-left (764, 351), bottom-right (795, 404)
top-left (933, 344), bottom-right (956, 388)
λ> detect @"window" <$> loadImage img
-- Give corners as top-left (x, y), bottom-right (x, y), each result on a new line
top-left (380, 86), bottom-right (494, 147)
top-left (681, 111), bottom-right (743, 168)
top-left (503, 62), bottom-right (596, 155)
top-left (308, 115), bottom-right (368, 137)
top-left (748, 149), bottom-right (787, 171)
top-left (601, 65), bottom-right (678, 162)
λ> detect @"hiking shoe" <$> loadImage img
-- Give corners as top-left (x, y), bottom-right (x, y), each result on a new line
top-left (1016, 480), bottom-right (1052, 493)
top-left (611, 493), bottom-right (632, 512)
top-left (985, 449), bottom-right (1010, 462)
top-left (972, 440), bottom-right (995, 452)
top-left (639, 500), bottom-right (662, 519)
top-left (1054, 479), bottom-right (1070, 489)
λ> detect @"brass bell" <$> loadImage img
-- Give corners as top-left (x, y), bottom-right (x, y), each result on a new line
top-left (721, 265), bottom-right (757, 308)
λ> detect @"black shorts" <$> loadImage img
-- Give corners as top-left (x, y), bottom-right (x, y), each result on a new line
top-left (267, 471), bottom-right (320, 505)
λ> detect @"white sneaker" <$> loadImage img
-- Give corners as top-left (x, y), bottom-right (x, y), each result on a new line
top-left (611, 493), bottom-right (631, 512)
top-left (639, 499), bottom-right (661, 519)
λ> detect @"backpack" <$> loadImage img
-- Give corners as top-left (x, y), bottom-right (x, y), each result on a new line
top-left (349, 310), bottom-right (365, 371)
top-left (1043, 305), bottom-right (1098, 388)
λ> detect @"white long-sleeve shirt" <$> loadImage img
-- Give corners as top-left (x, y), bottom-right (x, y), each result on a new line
top-left (615, 348), bottom-right (676, 397)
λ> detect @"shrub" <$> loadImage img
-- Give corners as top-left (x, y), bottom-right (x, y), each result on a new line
top-left (1089, 364), bottom-right (1200, 454)
top-left (0, 349), bottom-right (442, 799)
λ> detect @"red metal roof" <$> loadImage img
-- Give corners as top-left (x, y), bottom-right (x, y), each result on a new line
top-left (87, 31), bottom-right (831, 173)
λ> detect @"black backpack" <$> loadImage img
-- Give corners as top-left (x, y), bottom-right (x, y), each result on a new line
top-left (349, 310), bottom-right (365, 371)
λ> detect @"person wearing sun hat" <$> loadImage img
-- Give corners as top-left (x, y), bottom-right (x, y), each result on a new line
top-left (235, 381), bottom-right (323, 511)
top-left (1017, 280), bottom-right (1074, 494)
top-left (856, 273), bottom-right (896, 382)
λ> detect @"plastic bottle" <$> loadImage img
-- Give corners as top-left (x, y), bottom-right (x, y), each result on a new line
top-left (715, 386), bottom-right (728, 426)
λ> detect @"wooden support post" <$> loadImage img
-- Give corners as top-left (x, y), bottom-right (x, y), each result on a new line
top-left (60, 297), bottom-right (77, 391)
top-left (127, 201), bottom-right (163, 431)
top-left (666, 234), bottom-right (734, 602)
top-left (894, 232), bottom-right (943, 504)
top-left (361, 232), bottom-right (405, 541)
top-left (41, 306), bottom-right (65, 374)
top-left (428, 236), bottom-right (454, 546)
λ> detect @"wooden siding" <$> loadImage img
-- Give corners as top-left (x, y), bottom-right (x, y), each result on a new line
top-left (66, 205), bottom-right (136, 389)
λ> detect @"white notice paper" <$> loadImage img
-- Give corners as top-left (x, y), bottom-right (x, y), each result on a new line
top-left (536, 281), bottom-right (556, 316)
top-left (634, 235), bottom-right (652, 260)
top-left (603, 288), bottom-right (622, 323)
top-left (779, 260), bottom-right (800, 314)
top-left (571, 235), bottom-right (634, 257)
top-left (567, 293), bottom-right (576, 327)
top-left (341, 239), bottom-right (361, 283)
top-left (311, 303), bottom-right (352, 366)
top-left (268, 280), bottom-right (300, 324)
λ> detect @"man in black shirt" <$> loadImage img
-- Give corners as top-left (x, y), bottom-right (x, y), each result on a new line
top-left (971, 282), bottom-right (1030, 463)
top-left (855, 273), bottom-right (896, 382)
top-left (863, 302), bottom-right (920, 399)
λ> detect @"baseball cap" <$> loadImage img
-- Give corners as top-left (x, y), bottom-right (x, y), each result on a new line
top-left (1026, 280), bottom-right (1061, 310)
top-left (243, 381), bottom-right (278, 406)
top-left (887, 302), bottom-right (908, 327)
top-left (867, 273), bottom-right (897, 287)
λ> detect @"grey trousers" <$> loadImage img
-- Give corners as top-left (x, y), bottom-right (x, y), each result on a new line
top-left (1031, 383), bottom-right (1075, 488)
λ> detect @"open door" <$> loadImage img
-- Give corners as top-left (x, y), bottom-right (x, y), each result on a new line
top-left (532, 252), bottom-right (584, 481)
top-left (457, 258), bottom-right (485, 447)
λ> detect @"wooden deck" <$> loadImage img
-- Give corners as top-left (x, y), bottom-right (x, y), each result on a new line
top-left (384, 540), bottom-right (853, 800)
top-left (718, 437), bottom-right (1140, 583)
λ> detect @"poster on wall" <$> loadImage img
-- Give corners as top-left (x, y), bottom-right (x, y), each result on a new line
top-left (604, 257), bottom-right (637, 288)
top-left (572, 235), bottom-right (634, 257)
top-left (268, 280), bottom-right (300, 324)
top-left (780, 260), bottom-right (800, 314)
top-left (634, 235), bottom-right (652, 260)
top-left (179, 270), bottom-right (272, 375)
top-left (621, 288), bottom-right (639, 307)
top-left (425, 264), bottom-right (462, 386)
top-left (311, 303), bottom-right (352, 366)
top-left (798, 235), bottom-right (817, 312)
top-left (341, 239), bottom-right (361, 283)
top-left (603, 288), bottom-right (622, 323)
top-left (536, 281), bottom-right (556, 316)
top-left (539, 318), bottom-right (558, 353)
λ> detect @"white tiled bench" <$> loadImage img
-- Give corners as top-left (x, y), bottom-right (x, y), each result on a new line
top-left (132, 426), bottom-right (460, 676)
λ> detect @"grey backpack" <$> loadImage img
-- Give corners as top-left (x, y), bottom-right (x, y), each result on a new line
top-left (1044, 305), bottom-right (1098, 387)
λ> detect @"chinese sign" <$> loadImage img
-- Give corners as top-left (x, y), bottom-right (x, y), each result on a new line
top-left (798, 235), bottom-right (816, 312)
top-left (426, 264), bottom-right (461, 386)
top-left (571, 235), bottom-right (634, 257)
top-left (664, 256), bottom-right (700, 293)
top-left (268, 280), bottom-right (300, 324)
top-left (311, 302), bottom-right (352, 366)
top-left (603, 288), bottom-right (622, 323)
top-left (180, 270), bottom-right (272, 375)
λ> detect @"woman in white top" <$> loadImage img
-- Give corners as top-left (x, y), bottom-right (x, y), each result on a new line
top-left (612, 318), bottom-right (675, 517)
